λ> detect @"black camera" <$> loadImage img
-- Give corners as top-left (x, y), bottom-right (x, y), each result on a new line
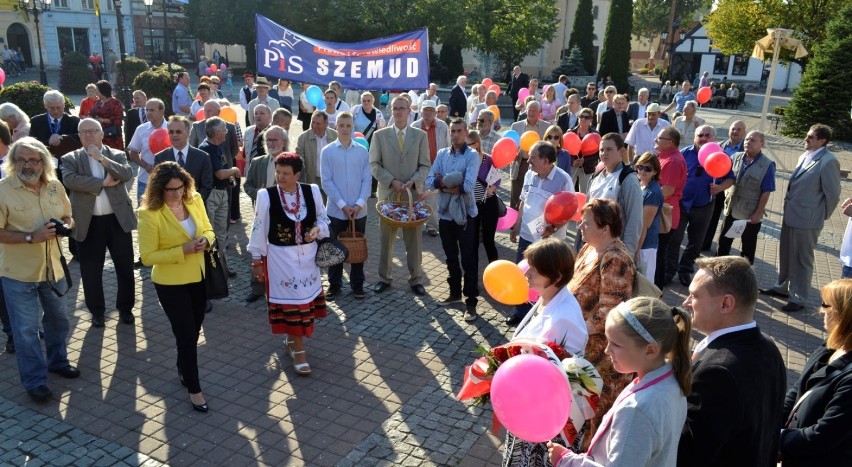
top-left (50, 218), bottom-right (73, 237)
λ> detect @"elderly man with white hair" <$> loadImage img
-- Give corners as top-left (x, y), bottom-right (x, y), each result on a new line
top-left (30, 90), bottom-right (82, 174)
top-left (419, 83), bottom-right (441, 107)
top-left (628, 87), bottom-right (651, 125)
top-left (449, 75), bottom-right (468, 118)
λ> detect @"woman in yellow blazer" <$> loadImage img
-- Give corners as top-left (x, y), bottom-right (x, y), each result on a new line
top-left (138, 162), bottom-right (215, 413)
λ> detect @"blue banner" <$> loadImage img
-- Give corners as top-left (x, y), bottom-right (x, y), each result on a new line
top-left (255, 14), bottom-right (429, 90)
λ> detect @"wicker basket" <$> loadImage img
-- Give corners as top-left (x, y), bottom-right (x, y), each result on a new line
top-left (376, 186), bottom-right (432, 229)
top-left (338, 218), bottom-right (368, 264)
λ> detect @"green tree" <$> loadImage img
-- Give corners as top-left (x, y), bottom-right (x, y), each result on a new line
top-left (552, 46), bottom-right (588, 78)
top-left (439, 45), bottom-right (464, 83)
top-left (466, 0), bottom-right (560, 76)
top-left (704, 0), bottom-right (845, 68)
top-left (782, 1), bottom-right (852, 140)
top-left (568, 0), bottom-right (597, 77)
top-left (632, 0), bottom-right (708, 44)
top-left (597, 0), bottom-right (633, 92)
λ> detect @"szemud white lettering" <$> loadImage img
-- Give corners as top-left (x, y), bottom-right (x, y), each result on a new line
top-left (317, 59), bottom-right (329, 76)
top-left (367, 60), bottom-right (383, 78)
top-left (389, 58), bottom-right (401, 78)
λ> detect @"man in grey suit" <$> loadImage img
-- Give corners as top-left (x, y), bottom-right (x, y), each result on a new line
top-left (188, 100), bottom-right (239, 166)
top-left (62, 118), bottom-right (136, 328)
top-left (761, 124), bottom-right (841, 312)
top-left (154, 116), bottom-right (214, 202)
top-left (296, 110), bottom-right (338, 186)
top-left (370, 96), bottom-right (432, 296)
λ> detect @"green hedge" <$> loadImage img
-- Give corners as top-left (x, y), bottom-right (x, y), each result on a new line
top-left (0, 81), bottom-right (74, 118)
top-left (58, 52), bottom-right (92, 95)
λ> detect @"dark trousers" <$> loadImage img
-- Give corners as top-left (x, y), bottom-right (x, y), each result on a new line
top-left (439, 218), bottom-right (479, 308)
top-left (476, 196), bottom-right (500, 263)
top-left (0, 281), bottom-right (9, 337)
top-left (717, 215), bottom-right (762, 264)
top-left (155, 281), bottom-right (207, 394)
top-left (229, 179), bottom-right (241, 221)
top-left (655, 231), bottom-right (673, 288)
top-left (77, 214), bottom-right (135, 318)
top-left (510, 159), bottom-right (529, 210)
top-left (703, 193), bottom-right (726, 251)
top-left (666, 202), bottom-right (714, 280)
top-left (328, 216), bottom-right (367, 289)
top-left (514, 237), bottom-right (533, 317)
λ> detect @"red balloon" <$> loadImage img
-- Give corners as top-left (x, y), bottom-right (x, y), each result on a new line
top-left (696, 86), bottom-right (712, 105)
top-left (544, 192), bottom-right (579, 225)
top-left (492, 137), bottom-right (519, 169)
top-left (148, 128), bottom-right (171, 155)
top-left (354, 132), bottom-right (365, 138)
top-left (562, 132), bottom-right (581, 155)
top-left (571, 193), bottom-right (588, 222)
top-left (580, 133), bottom-right (601, 156)
top-left (481, 78), bottom-right (493, 88)
top-left (488, 84), bottom-right (501, 97)
top-left (195, 109), bottom-right (205, 121)
top-left (704, 151), bottom-right (732, 178)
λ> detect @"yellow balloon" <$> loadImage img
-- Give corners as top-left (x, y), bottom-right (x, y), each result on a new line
top-left (520, 131), bottom-right (540, 153)
top-left (487, 104), bottom-right (501, 122)
top-left (483, 260), bottom-right (530, 305)
top-left (219, 107), bottom-right (238, 124)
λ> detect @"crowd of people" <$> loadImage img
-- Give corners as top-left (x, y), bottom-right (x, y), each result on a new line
top-left (0, 65), bottom-right (849, 465)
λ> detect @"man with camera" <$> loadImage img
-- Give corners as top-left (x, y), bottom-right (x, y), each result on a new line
top-left (61, 118), bottom-right (136, 328)
top-left (0, 137), bottom-right (78, 402)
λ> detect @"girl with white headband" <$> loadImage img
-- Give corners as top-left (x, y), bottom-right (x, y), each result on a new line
top-left (547, 297), bottom-right (692, 467)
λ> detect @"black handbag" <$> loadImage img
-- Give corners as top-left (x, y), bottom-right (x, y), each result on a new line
top-left (496, 193), bottom-right (507, 218)
top-left (102, 125), bottom-right (120, 137)
top-left (315, 238), bottom-right (348, 268)
top-left (46, 239), bottom-right (73, 297)
top-left (204, 239), bottom-right (229, 299)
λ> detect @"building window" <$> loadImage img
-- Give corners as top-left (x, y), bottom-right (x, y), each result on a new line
top-left (54, 0), bottom-right (68, 8)
top-left (732, 55), bottom-right (749, 76)
top-left (713, 55), bottom-right (729, 75)
top-left (81, 0), bottom-right (94, 9)
top-left (57, 27), bottom-right (91, 59)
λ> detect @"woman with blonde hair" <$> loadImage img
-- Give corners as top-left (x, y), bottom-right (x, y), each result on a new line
top-left (542, 124), bottom-right (572, 176)
top-left (540, 85), bottom-right (560, 122)
top-left (548, 297), bottom-right (692, 466)
top-left (635, 152), bottom-right (664, 279)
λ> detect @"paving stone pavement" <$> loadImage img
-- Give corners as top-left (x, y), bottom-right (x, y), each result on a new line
top-left (0, 99), bottom-right (847, 466)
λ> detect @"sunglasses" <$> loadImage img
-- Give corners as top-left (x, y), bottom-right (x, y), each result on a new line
top-left (579, 115), bottom-right (592, 120)
top-left (606, 91), bottom-right (615, 94)
top-left (635, 164), bottom-right (654, 173)
top-left (821, 302), bottom-right (831, 309)
top-left (545, 135), bottom-right (561, 141)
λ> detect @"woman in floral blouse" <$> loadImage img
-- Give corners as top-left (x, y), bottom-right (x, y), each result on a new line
top-left (568, 198), bottom-right (635, 449)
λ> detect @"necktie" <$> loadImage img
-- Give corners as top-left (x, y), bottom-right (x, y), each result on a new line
top-left (140, 108), bottom-right (147, 123)
top-left (397, 129), bottom-right (404, 151)
top-left (177, 150), bottom-right (185, 167)
top-left (51, 118), bottom-right (59, 135)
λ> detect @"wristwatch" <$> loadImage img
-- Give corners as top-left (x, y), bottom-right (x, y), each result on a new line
top-left (24, 232), bottom-right (33, 244)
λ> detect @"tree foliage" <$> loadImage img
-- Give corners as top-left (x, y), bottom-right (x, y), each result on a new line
top-left (598, 0), bottom-right (633, 92)
top-left (704, 0), bottom-right (845, 68)
top-left (552, 46), bottom-right (588, 78)
top-left (782, 1), bottom-right (852, 140)
top-left (58, 52), bottom-right (92, 95)
top-left (568, 0), bottom-right (597, 78)
top-left (632, 0), bottom-right (707, 43)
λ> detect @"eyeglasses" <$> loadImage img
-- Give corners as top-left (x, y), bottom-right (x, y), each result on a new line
top-left (635, 164), bottom-right (654, 173)
top-left (15, 158), bottom-right (42, 167)
top-left (80, 129), bottom-right (101, 136)
top-left (606, 91), bottom-right (615, 94)
top-left (164, 185), bottom-right (185, 193)
top-left (545, 135), bottom-right (561, 141)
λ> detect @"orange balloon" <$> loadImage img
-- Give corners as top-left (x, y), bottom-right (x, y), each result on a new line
top-left (488, 84), bottom-right (501, 97)
top-left (562, 132), bottom-right (581, 154)
top-left (492, 137), bottom-right (519, 169)
top-left (195, 109), bottom-right (205, 121)
top-left (520, 131), bottom-right (540, 153)
top-left (487, 104), bottom-right (500, 121)
top-left (219, 107), bottom-right (238, 124)
top-left (481, 78), bottom-right (493, 88)
top-left (571, 193), bottom-right (588, 222)
top-left (483, 260), bottom-right (529, 305)
top-left (696, 86), bottom-right (712, 105)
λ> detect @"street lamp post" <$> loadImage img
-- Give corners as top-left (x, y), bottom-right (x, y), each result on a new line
top-left (112, 0), bottom-right (130, 108)
top-left (17, 0), bottom-right (52, 86)
top-left (162, 0), bottom-right (171, 73)
top-left (143, 0), bottom-right (154, 63)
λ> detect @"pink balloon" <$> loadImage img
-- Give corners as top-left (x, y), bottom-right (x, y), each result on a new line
top-left (488, 84), bottom-right (501, 97)
top-left (698, 142), bottom-right (723, 167)
top-left (496, 207), bottom-right (518, 231)
top-left (516, 260), bottom-right (541, 303)
top-left (518, 87), bottom-right (530, 102)
top-left (481, 78), bottom-right (493, 88)
top-left (491, 354), bottom-right (572, 442)
top-left (0, 67), bottom-right (6, 86)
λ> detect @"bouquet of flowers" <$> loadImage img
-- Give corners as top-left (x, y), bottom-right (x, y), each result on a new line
top-left (457, 338), bottom-right (602, 446)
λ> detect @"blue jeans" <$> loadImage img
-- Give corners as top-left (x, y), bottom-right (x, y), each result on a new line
top-left (137, 180), bottom-right (147, 206)
top-left (842, 266), bottom-right (852, 279)
top-left (1, 278), bottom-right (70, 390)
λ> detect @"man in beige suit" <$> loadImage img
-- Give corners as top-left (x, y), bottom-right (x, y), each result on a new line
top-left (61, 118), bottom-right (137, 328)
top-left (296, 110), bottom-right (338, 188)
top-left (370, 96), bottom-right (432, 295)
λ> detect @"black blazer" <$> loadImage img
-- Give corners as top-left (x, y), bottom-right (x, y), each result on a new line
top-left (779, 343), bottom-right (852, 466)
top-left (124, 107), bottom-right (145, 148)
top-left (556, 112), bottom-right (577, 133)
top-left (678, 327), bottom-right (787, 467)
top-left (449, 84), bottom-right (467, 118)
top-left (597, 108), bottom-right (630, 136)
top-left (507, 72), bottom-right (530, 100)
top-left (29, 113), bottom-right (81, 158)
top-left (154, 146), bottom-right (214, 201)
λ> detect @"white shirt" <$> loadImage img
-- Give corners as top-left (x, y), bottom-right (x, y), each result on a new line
top-left (512, 286), bottom-right (588, 354)
top-left (173, 145), bottom-right (190, 164)
top-left (87, 148), bottom-right (115, 216)
top-left (625, 118), bottom-right (671, 156)
top-left (127, 119), bottom-right (169, 184)
top-left (635, 101), bottom-right (648, 120)
top-left (692, 321), bottom-right (757, 356)
top-left (589, 168), bottom-right (622, 201)
top-left (314, 132), bottom-right (329, 160)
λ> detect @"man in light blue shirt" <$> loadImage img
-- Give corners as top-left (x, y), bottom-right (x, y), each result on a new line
top-left (171, 72), bottom-right (193, 117)
top-left (424, 118), bottom-right (481, 321)
top-left (663, 81), bottom-right (697, 115)
top-left (321, 112), bottom-right (371, 300)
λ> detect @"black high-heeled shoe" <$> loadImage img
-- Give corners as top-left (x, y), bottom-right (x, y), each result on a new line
top-left (192, 401), bottom-right (209, 413)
